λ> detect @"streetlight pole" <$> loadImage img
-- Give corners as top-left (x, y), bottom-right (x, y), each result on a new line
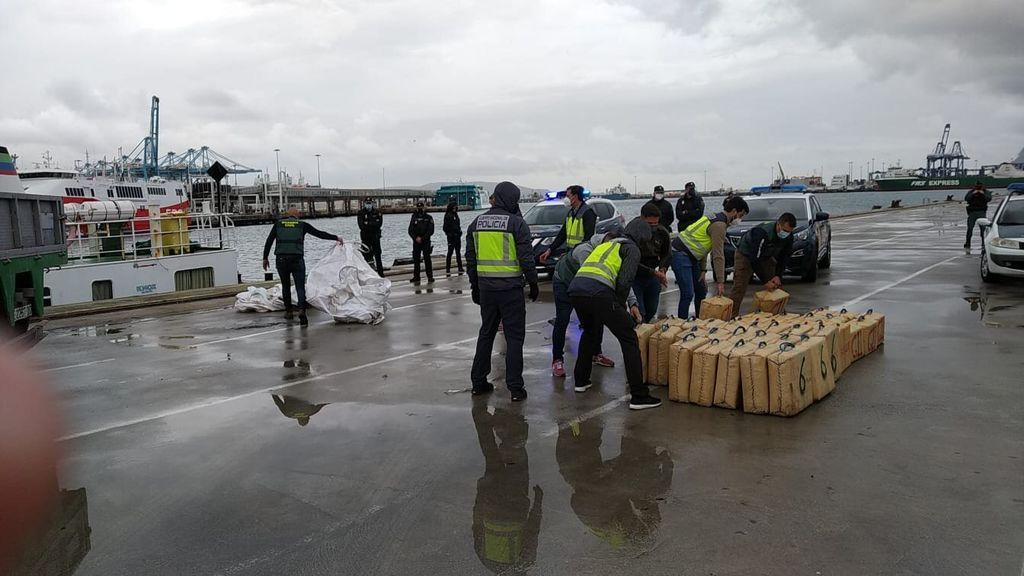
top-left (703, 169), bottom-right (708, 194)
top-left (633, 175), bottom-right (637, 196)
top-left (273, 148), bottom-right (282, 210)
top-left (315, 154), bottom-right (322, 187)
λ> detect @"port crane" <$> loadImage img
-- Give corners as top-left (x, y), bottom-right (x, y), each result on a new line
top-left (926, 123), bottom-right (969, 177)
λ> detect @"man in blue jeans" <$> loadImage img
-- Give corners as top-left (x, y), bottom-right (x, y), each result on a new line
top-left (633, 203), bottom-right (671, 322)
top-left (669, 196), bottom-right (748, 318)
top-left (550, 231), bottom-right (641, 377)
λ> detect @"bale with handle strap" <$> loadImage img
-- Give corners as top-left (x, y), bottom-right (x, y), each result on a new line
top-left (715, 334), bottom-right (781, 409)
top-left (636, 323), bottom-right (659, 380)
top-left (689, 337), bottom-right (734, 406)
top-left (669, 333), bottom-right (711, 402)
top-left (740, 340), bottom-right (775, 414)
top-left (754, 289), bottom-right (790, 314)
top-left (767, 339), bottom-right (817, 416)
top-left (698, 296), bottom-right (734, 321)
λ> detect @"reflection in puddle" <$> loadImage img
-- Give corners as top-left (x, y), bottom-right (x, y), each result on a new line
top-left (272, 394), bottom-right (329, 426)
top-left (415, 288), bottom-right (435, 295)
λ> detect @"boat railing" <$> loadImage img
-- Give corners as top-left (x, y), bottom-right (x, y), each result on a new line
top-left (65, 211), bottom-right (237, 264)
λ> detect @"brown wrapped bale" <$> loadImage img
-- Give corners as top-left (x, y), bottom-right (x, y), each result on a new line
top-left (766, 340), bottom-right (817, 416)
top-left (849, 311), bottom-right (885, 361)
top-left (740, 341), bottom-right (776, 414)
top-left (698, 296), bottom-right (734, 321)
top-left (754, 289), bottom-right (790, 314)
top-left (714, 335), bottom-right (782, 409)
top-left (652, 325), bottom-right (684, 385)
top-left (689, 338), bottom-right (733, 406)
top-left (636, 323), bottom-right (659, 382)
top-left (804, 322), bottom-right (839, 399)
top-left (668, 333), bottom-right (711, 402)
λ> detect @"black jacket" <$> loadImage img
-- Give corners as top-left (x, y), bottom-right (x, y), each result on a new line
top-left (408, 211), bottom-right (435, 242)
top-left (965, 188), bottom-right (992, 212)
top-left (262, 219), bottom-right (338, 260)
top-left (638, 224), bottom-right (672, 277)
top-left (738, 222), bottom-right (794, 281)
top-left (443, 211), bottom-right (462, 239)
top-left (675, 193), bottom-right (705, 231)
top-left (357, 207), bottom-right (383, 238)
top-left (644, 198), bottom-right (674, 230)
top-left (466, 182), bottom-right (538, 292)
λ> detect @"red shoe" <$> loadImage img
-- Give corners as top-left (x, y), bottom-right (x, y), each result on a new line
top-left (592, 354), bottom-right (615, 368)
top-left (552, 359), bottom-right (566, 377)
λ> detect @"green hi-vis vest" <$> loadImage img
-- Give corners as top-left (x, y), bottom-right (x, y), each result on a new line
top-left (576, 239), bottom-right (624, 288)
top-left (564, 204), bottom-right (591, 248)
top-left (483, 519), bottom-right (525, 564)
top-left (474, 214), bottom-right (521, 277)
top-left (679, 213), bottom-right (728, 261)
top-left (275, 218), bottom-right (304, 256)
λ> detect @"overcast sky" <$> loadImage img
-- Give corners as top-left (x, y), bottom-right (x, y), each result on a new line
top-left (2, 0), bottom-right (1022, 191)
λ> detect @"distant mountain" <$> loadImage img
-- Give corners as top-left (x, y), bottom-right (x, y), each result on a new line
top-left (1014, 147), bottom-right (1024, 164)
top-left (403, 181), bottom-right (552, 199)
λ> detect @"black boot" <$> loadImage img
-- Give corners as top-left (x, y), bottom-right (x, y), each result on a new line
top-left (299, 312), bottom-right (309, 327)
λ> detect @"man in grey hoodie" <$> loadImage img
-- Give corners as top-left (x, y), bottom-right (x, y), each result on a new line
top-left (466, 182), bottom-right (540, 401)
top-left (550, 232), bottom-right (642, 377)
top-left (568, 218), bottom-right (662, 410)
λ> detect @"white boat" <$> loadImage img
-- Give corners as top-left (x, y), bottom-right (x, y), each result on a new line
top-left (7, 151), bottom-right (239, 307)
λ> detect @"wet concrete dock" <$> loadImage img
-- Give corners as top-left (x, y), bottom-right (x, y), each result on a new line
top-left (29, 202), bottom-right (1024, 575)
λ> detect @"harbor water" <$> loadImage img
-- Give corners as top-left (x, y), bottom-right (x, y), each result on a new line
top-left (236, 189), bottom-right (966, 279)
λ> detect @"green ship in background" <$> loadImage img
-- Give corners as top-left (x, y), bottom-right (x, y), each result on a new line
top-left (872, 124), bottom-right (1024, 191)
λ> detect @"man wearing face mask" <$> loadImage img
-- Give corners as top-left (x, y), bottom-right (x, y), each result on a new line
top-left (729, 212), bottom-right (796, 316)
top-left (539, 185), bottom-right (596, 264)
top-left (670, 196), bottom-right (749, 318)
top-left (357, 196), bottom-right (384, 276)
top-left (408, 201), bottom-right (435, 284)
top-left (675, 181), bottom-right (705, 232)
top-left (643, 185), bottom-right (674, 230)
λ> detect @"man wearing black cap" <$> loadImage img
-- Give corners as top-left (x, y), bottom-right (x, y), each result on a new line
top-left (675, 181), bottom-right (705, 232)
top-left (408, 201), bottom-right (435, 284)
top-left (643, 185), bottom-right (674, 230)
top-left (357, 196), bottom-right (384, 276)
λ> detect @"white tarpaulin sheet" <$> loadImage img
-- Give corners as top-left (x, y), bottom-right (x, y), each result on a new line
top-left (236, 244), bottom-right (392, 324)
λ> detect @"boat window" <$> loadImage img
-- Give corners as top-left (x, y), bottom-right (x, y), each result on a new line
top-left (175, 267), bottom-right (214, 291)
top-left (64, 187), bottom-right (86, 197)
top-left (92, 280), bottom-right (113, 301)
top-left (175, 189), bottom-right (183, 196)
top-left (147, 187), bottom-right (165, 196)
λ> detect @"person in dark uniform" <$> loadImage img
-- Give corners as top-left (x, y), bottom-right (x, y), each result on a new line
top-left (262, 207), bottom-right (342, 326)
top-left (408, 201), bottom-right (435, 284)
top-left (675, 181), bottom-right (705, 231)
top-left (471, 402), bottom-right (543, 574)
top-left (466, 182), bottom-right (539, 401)
top-left (729, 212), bottom-right (796, 316)
top-left (357, 197), bottom-right (384, 276)
top-left (964, 182), bottom-right (993, 250)
top-left (556, 419), bottom-right (673, 551)
top-left (443, 201), bottom-right (464, 276)
top-left (634, 203), bottom-right (671, 323)
top-left (643, 185), bottom-right (674, 230)
top-left (539, 185), bottom-right (597, 264)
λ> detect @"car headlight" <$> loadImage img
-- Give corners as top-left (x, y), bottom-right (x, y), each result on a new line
top-left (539, 237), bottom-right (554, 246)
top-left (794, 229), bottom-right (810, 241)
top-left (990, 237), bottom-right (1018, 249)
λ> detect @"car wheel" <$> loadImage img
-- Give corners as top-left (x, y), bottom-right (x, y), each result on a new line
top-left (801, 243), bottom-right (819, 282)
top-left (820, 241), bottom-right (831, 269)
top-left (980, 250), bottom-right (998, 283)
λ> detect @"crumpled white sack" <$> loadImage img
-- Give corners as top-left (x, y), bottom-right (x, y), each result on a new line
top-left (305, 243), bottom-right (392, 324)
top-left (234, 285), bottom-right (296, 312)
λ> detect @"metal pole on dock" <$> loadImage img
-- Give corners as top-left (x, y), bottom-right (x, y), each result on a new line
top-left (315, 154), bottom-right (321, 187)
top-left (274, 148), bottom-right (282, 209)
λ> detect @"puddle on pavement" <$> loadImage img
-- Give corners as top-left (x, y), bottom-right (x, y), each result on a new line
top-left (962, 289), bottom-right (1022, 327)
top-left (448, 289), bottom-right (464, 294)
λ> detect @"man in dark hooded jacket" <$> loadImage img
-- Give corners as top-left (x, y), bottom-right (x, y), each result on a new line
top-left (568, 217), bottom-right (662, 410)
top-left (466, 182), bottom-right (539, 401)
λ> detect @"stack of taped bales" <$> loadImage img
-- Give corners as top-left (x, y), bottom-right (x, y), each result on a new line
top-left (638, 307), bottom-right (884, 417)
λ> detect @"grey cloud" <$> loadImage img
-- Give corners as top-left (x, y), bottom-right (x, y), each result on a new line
top-left (614, 0), bottom-right (722, 31)
top-left (791, 0), bottom-right (1024, 96)
top-left (185, 88), bottom-right (264, 122)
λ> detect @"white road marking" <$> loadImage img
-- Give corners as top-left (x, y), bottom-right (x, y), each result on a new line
top-left (539, 394), bottom-right (630, 439)
top-left (42, 358), bottom-right (116, 373)
top-left (59, 317), bottom-right (553, 442)
top-left (836, 255), bottom-right (960, 309)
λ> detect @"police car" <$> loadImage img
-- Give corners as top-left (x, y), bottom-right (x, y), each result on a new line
top-left (978, 183), bottom-right (1024, 282)
top-left (522, 190), bottom-right (625, 276)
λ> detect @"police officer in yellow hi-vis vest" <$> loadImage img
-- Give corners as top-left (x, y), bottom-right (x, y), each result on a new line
top-left (466, 182), bottom-right (539, 401)
top-left (538, 185), bottom-right (596, 265)
top-left (669, 195), bottom-right (748, 318)
top-left (569, 218), bottom-right (662, 410)
top-left (263, 207), bottom-right (343, 326)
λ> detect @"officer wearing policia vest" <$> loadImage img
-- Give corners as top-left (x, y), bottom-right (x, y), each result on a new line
top-left (669, 195), bottom-right (749, 318)
top-left (466, 181), bottom-right (539, 401)
top-left (471, 402), bottom-right (542, 574)
top-left (539, 185), bottom-right (596, 264)
top-left (263, 207), bottom-right (343, 325)
top-left (568, 217), bottom-right (662, 410)
top-left (729, 212), bottom-right (796, 316)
